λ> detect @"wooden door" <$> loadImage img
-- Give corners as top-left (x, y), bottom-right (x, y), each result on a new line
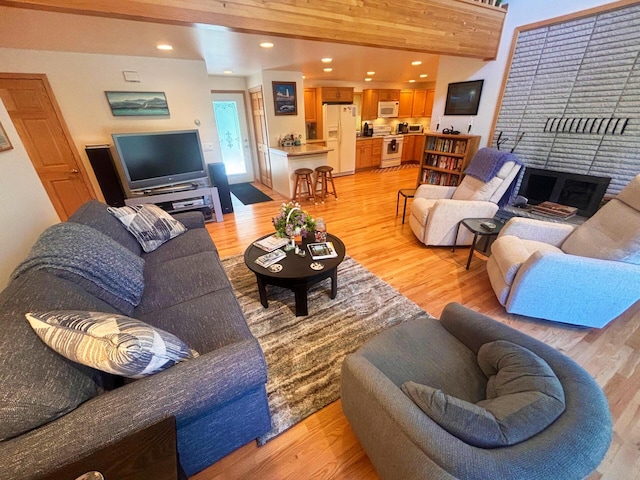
top-left (398, 90), bottom-right (414, 118)
top-left (304, 88), bottom-right (317, 122)
top-left (412, 90), bottom-right (428, 117)
top-left (0, 73), bottom-right (95, 220)
top-left (249, 87), bottom-right (272, 188)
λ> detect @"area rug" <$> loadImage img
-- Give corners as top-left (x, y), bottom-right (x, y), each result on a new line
top-left (229, 182), bottom-right (273, 205)
top-left (373, 162), bottom-right (419, 173)
top-left (221, 254), bottom-right (435, 444)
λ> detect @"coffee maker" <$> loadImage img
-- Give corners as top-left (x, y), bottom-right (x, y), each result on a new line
top-left (362, 122), bottom-right (373, 136)
top-left (398, 122), bottom-right (409, 134)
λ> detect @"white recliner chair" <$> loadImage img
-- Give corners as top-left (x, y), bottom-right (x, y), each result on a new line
top-left (487, 174), bottom-right (640, 328)
top-left (409, 148), bottom-right (522, 246)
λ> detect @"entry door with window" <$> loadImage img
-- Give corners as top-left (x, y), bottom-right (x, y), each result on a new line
top-left (212, 92), bottom-right (254, 184)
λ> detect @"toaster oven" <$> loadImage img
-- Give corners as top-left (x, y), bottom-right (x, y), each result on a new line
top-left (408, 124), bottom-right (423, 133)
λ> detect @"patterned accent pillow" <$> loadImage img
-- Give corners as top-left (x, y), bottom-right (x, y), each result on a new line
top-left (26, 311), bottom-right (198, 378)
top-left (107, 204), bottom-right (187, 253)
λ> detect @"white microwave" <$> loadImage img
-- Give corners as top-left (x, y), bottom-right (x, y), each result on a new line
top-left (378, 101), bottom-right (399, 118)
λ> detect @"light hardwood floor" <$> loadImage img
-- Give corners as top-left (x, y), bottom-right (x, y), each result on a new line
top-left (193, 166), bottom-right (640, 480)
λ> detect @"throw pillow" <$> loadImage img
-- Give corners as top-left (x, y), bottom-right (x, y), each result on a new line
top-left (402, 340), bottom-right (565, 448)
top-left (108, 204), bottom-right (187, 253)
top-left (26, 311), bottom-right (198, 378)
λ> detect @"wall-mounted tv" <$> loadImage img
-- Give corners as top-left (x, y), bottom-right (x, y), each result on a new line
top-left (444, 80), bottom-right (484, 116)
top-left (111, 129), bottom-right (208, 192)
top-left (518, 167), bottom-right (611, 217)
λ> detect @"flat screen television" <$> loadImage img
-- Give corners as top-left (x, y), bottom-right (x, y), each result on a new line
top-left (111, 129), bottom-right (208, 192)
top-left (444, 80), bottom-right (484, 116)
top-left (518, 167), bottom-right (611, 217)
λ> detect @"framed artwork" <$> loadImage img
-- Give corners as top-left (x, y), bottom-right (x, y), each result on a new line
top-left (0, 121), bottom-right (12, 152)
top-left (272, 82), bottom-right (297, 116)
top-left (444, 80), bottom-right (484, 116)
top-left (105, 91), bottom-right (170, 116)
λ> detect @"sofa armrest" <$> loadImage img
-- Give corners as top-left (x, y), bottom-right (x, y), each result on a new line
top-left (0, 338), bottom-right (267, 480)
top-left (172, 211), bottom-right (205, 230)
top-left (506, 250), bottom-right (640, 328)
top-left (428, 199), bottom-right (499, 226)
top-left (498, 217), bottom-right (575, 246)
top-left (415, 184), bottom-right (456, 200)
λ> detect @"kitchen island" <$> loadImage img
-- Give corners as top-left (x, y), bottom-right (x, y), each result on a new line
top-left (269, 144), bottom-right (334, 199)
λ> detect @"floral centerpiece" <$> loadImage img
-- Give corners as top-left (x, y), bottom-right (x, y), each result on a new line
top-left (272, 201), bottom-right (315, 239)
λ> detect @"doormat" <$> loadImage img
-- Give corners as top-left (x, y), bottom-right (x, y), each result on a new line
top-left (229, 183), bottom-right (273, 205)
top-left (221, 254), bottom-right (435, 445)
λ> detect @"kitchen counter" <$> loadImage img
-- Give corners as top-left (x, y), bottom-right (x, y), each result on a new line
top-left (269, 144), bottom-right (334, 198)
top-left (269, 144), bottom-right (332, 157)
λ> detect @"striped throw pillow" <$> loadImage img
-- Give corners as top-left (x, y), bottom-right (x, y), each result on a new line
top-left (26, 311), bottom-right (198, 378)
top-left (108, 204), bottom-right (187, 253)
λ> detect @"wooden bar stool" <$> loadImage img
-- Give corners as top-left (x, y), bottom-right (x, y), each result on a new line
top-left (292, 168), bottom-right (316, 204)
top-left (314, 165), bottom-right (338, 203)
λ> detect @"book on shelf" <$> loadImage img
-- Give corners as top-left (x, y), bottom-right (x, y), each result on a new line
top-left (255, 249), bottom-right (286, 268)
top-left (307, 242), bottom-right (338, 260)
top-left (531, 201), bottom-right (578, 218)
top-left (253, 234), bottom-right (290, 252)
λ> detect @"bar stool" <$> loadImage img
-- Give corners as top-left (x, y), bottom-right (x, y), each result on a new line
top-left (292, 168), bottom-right (316, 204)
top-left (314, 165), bottom-right (338, 203)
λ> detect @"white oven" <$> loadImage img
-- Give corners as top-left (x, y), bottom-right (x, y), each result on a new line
top-left (381, 135), bottom-right (404, 168)
top-left (378, 101), bottom-right (399, 118)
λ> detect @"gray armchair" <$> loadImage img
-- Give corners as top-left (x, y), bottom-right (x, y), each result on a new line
top-left (341, 303), bottom-right (612, 480)
top-left (487, 174), bottom-right (640, 328)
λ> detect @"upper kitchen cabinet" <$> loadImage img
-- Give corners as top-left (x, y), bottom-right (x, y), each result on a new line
top-left (304, 88), bottom-right (318, 122)
top-left (378, 89), bottom-right (400, 101)
top-left (320, 87), bottom-right (354, 104)
top-left (398, 89), bottom-right (435, 118)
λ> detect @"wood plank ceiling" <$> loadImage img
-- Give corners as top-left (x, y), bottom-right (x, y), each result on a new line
top-left (0, 0), bottom-right (507, 59)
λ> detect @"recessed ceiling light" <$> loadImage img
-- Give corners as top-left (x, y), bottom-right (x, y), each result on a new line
top-left (260, 42), bottom-right (274, 48)
top-left (367, 71), bottom-right (376, 75)
top-left (302, 75), bottom-right (306, 79)
top-left (411, 60), bottom-right (422, 66)
top-left (323, 67), bottom-right (333, 72)
top-left (156, 43), bottom-right (173, 51)
top-left (223, 70), bottom-right (233, 74)
top-left (365, 77), bottom-right (372, 82)
top-left (409, 79), bottom-right (416, 83)
top-left (321, 58), bottom-right (333, 63)
top-left (420, 74), bottom-right (428, 78)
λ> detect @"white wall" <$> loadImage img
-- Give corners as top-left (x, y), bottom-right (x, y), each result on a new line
top-left (0, 100), bottom-right (59, 288)
top-left (0, 47), bottom-right (218, 285)
top-left (432, 0), bottom-right (622, 147)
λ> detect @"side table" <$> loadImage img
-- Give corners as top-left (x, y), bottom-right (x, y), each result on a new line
top-left (453, 218), bottom-right (504, 270)
top-left (396, 188), bottom-right (416, 224)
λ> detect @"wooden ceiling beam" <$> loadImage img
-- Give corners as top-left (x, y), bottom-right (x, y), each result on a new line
top-left (0, 0), bottom-right (507, 59)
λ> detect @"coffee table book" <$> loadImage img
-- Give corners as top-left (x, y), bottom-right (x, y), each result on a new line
top-left (253, 234), bottom-right (290, 252)
top-left (531, 201), bottom-right (578, 218)
top-left (255, 249), bottom-right (286, 268)
top-left (307, 242), bottom-right (338, 260)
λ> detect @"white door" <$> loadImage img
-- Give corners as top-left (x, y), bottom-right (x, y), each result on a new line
top-left (212, 92), bottom-right (254, 184)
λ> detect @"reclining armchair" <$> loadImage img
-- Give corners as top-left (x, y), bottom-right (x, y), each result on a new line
top-left (409, 148), bottom-right (521, 246)
top-left (487, 174), bottom-right (640, 328)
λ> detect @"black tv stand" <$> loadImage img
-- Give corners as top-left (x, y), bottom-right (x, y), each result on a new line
top-left (139, 183), bottom-right (199, 196)
top-left (125, 186), bottom-right (223, 222)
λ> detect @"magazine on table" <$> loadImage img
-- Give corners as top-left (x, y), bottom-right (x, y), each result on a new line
top-left (253, 234), bottom-right (290, 252)
top-left (255, 249), bottom-right (286, 268)
top-left (307, 242), bottom-right (338, 260)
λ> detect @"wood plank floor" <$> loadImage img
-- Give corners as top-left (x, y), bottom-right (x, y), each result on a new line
top-left (193, 165), bottom-right (640, 480)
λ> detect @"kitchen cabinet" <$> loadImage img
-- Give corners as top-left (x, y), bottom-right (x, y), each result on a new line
top-left (398, 89), bottom-right (435, 118)
top-left (355, 137), bottom-right (383, 170)
top-left (378, 89), bottom-right (400, 101)
top-left (304, 88), bottom-right (317, 122)
top-left (399, 90), bottom-right (414, 118)
top-left (402, 135), bottom-right (426, 163)
top-left (320, 87), bottom-right (354, 103)
top-left (362, 89), bottom-right (379, 121)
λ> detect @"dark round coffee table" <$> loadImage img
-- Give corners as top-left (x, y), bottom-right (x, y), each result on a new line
top-left (244, 233), bottom-right (346, 316)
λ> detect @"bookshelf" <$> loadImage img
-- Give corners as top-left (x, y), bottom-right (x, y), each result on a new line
top-left (417, 133), bottom-right (481, 187)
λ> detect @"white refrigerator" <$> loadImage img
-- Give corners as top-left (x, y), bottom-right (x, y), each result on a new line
top-left (322, 104), bottom-right (356, 175)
